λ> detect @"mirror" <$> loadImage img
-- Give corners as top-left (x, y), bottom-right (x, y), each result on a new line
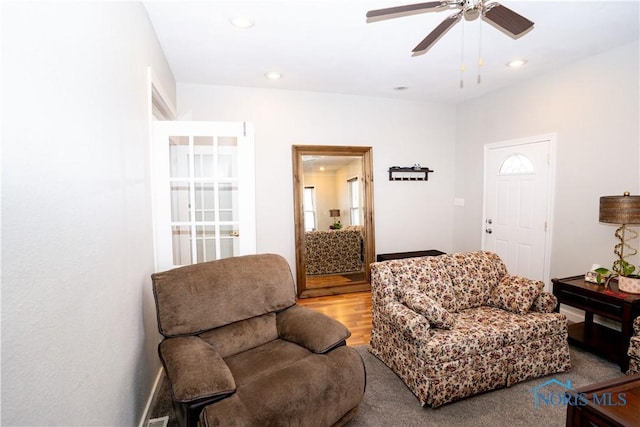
top-left (292, 145), bottom-right (375, 298)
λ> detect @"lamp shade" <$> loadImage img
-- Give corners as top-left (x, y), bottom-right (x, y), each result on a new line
top-left (599, 193), bottom-right (640, 224)
top-left (329, 209), bottom-right (340, 218)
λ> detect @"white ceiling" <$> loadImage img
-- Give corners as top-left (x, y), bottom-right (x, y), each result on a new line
top-left (144, 1), bottom-right (640, 105)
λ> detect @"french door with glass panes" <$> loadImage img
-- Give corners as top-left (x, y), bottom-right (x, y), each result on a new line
top-left (152, 121), bottom-right (256, 271)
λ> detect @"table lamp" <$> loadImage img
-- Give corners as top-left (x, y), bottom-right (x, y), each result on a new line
top-left (599, 192), bottom-right (640, 293)
top-left (329, 209), bottom-right (341, 229)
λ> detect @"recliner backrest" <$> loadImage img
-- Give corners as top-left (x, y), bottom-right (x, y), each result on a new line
top-left (152, 253), bottom-right (296, 337)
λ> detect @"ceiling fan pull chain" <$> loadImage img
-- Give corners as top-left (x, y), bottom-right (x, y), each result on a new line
top-left (460, 19), bottom-right (465, 89)
top-left (477, 19), bottom-right (483, 84)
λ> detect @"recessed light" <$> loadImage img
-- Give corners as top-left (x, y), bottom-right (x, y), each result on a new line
top-left (230, 17), bottom-right (254, 29)
top-left (265, 71), bottom-right (282, 80)
top-left (506, 59), bottom-right (528, 68)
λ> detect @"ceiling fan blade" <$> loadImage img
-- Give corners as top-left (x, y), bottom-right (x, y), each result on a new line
top-left (366, 1), bottom-right (446, 19)
top-left (412, 12), bottom-right (462, 53)
top-left (483, 3), bottom-right (534, 36)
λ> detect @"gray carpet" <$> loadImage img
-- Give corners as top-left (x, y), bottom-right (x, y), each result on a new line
top-left (149, 345), bottom-right (623, 426)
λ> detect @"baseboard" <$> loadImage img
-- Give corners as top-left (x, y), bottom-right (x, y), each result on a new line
top-left (560, 306), bottom-right (584, 324)
top-left (138, 367), bottom-right (164, 427)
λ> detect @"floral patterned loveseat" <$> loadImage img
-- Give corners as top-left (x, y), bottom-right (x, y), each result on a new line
top-left (304, 228), bottom-right (363, 275)
top-left (369, 251), bottom-right (571, 408)
top-left (628, 316), bottom-right (640, 375)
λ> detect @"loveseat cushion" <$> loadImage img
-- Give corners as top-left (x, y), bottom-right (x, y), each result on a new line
top-left (394, 256), bottom-right (458, 312)
top-left (442, 251), bottom-right (507, 311)
top-left (416, 307), bottom-right (567, 363)
top-left (507, 311), bottom-right (568, 342)
top-left (419, 320), bottom-right (508, 363)
top-left (397, 287), bottom-right (455, 329)
top-left (486, 275), bottom-right (544, 315)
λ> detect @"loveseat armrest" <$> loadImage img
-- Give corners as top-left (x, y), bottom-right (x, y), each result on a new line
top-left (159, 336), bottom-right (236, 403)
top-left (634, 316), bottom-right (640, 336)
top-left (530, 291), bottom-right (558, 313)
top-left (378, 300), bottom-right (431, 341)
top-left (277, 305), bottom-right (351, 353)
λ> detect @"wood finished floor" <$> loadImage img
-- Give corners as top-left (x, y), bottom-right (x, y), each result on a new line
top-left (297, 291), bottom-right (372, 346)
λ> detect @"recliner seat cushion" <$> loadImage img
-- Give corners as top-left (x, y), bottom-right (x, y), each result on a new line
top-left (200, 342), bottom-right (365, 427)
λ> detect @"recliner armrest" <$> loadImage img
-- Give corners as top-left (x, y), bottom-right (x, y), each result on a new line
top-left (277, 305), bottom-right (350, 353)
top-left (159, 336), bottom-right (236, 403)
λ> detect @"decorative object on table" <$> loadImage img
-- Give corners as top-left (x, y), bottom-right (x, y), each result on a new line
top-left (599, 192), bottom-right (640, 294)
top-left (329, 209), bottom-right (342, 229)
top-left (584, 264), bottom-right (604, 284)
top-left (388, 165), bottom-right (434, 181)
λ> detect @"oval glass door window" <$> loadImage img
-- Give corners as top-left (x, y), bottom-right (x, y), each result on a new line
top-left (499, 153), bottom-right (534, 175)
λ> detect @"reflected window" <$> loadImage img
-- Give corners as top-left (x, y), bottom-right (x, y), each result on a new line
top-left (303, 187), bottom-right (316, 231)
top-left (499, 153), bottom-right (534, 175)
top-left (348, 178), bottom-right (361, 226)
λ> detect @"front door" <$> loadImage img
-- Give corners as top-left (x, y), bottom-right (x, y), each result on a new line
top-left (151, 121), bottom-right (256, 271)
top-left (482, 135), bottom-right (555, 284)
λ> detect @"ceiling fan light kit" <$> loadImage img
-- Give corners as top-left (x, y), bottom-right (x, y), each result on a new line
top-left (507, 59), bottom-right (528, 68)
top-left (229, 16), bottom-right (254, 29)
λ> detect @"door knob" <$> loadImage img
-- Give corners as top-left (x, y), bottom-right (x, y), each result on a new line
top-left (485, 228), bottom-right (492, 234)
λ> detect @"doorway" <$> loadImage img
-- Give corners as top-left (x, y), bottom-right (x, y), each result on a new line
top-left (151, 121), bottom-right (256, 272)
top-left (482, 134), bottom-right (556, 286)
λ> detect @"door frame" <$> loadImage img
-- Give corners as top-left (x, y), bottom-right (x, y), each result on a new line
top-left (482, 133), bottom-right (557, 288)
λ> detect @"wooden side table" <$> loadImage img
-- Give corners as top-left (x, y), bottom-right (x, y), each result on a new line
top-left (552, 276), bottom-right (640, 372)
top-left (566, 373), bottom-right (640, 427)
top-left (376, 249), bottom-right (445, 262)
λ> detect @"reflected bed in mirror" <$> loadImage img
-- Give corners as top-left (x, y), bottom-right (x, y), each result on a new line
top-left (292, 145), bottom-right (375, 298)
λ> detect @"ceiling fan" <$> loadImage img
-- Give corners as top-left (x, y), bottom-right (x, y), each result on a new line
top-left (366, 0), bottom-right (534, 55)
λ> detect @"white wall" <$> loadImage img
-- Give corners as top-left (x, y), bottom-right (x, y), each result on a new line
top-left (178, 85), bottom-right (457, 273)
top-left (2, 2), bottom-right (175, 425)
top-left (303, 172), bottom-right (340, 230)
top-left (453, 41), bottom-right (640, 279)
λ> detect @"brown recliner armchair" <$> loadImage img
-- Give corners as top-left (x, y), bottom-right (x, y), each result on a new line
top-left (152, 254), bottom-right (366, 427)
